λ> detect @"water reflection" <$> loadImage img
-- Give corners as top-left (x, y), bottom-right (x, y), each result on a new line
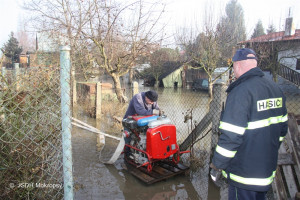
top-left (73, 76), bottom-right (300, 200)
top-left (72, 87), bottom-right (218, 200)
top-left (72, 116), bottom-right (202, 199)
top-left (108, 159), bottom-right (201, 200)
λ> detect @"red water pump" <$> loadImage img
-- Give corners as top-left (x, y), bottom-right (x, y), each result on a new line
top-left (122, 115), bottom-right (189, 172)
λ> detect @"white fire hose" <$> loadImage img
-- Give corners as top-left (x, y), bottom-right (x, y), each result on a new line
top-left (71, 117), bottom-right (125, 164)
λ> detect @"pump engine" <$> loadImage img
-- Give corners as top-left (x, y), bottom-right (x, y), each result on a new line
top-left (122, 115), bottom-right (188, 172)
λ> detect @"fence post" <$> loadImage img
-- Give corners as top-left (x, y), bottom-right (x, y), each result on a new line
top-left (209, 82), bottom-right (227, 151)
top-left (132, 81), bottom-right (139, 97)
top-left (96, 82), bottom-right (102, 119)
top-left (60, 46), bottom-right (74, 200)
top-left (14, 63), bottom-right (20, 91)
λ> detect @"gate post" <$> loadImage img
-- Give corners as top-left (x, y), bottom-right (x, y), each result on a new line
top-left (96, 82), bottom-right (102, 119)
top-left (60, 46), bottom-right (74, 200)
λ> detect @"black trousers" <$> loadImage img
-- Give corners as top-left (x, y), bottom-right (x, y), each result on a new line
top-left (228, 184), bottom-right (267, 200)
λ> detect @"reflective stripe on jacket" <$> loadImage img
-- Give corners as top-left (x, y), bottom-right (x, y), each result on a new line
top-left (212, 67), bottom-right (288, 192)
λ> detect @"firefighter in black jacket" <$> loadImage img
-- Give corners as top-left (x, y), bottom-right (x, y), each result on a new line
top-left (210, 48), bottom-right (288, 200)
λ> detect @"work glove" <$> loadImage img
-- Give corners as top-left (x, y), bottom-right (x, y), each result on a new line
top-left (210, 163), bottom-right (223, 187)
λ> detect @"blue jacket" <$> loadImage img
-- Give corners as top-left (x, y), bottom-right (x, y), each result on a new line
top-left (123, 92), bottom-right (159, 119)
top-left (212, 67), bottom-right (288, 192)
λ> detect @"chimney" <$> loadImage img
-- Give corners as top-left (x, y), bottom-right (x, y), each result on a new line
top-left (284, 17), bottom-right (295, 36)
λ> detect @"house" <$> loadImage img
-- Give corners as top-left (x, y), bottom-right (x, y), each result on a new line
top-left (238, 17), bottom-right (300, 87)
top-left (155, 61), bottom-right (207, 88)
top-left (239, 17), bottom-right (300, 72)
top-left (154, 61), bottom-right (228, 88)
top-left (158, 62), bottom-right (184, 88)
top-left (19, 54), bottom-right (29, 68)
top-left (158, 61), bottom-right (223, 88)
top-left (184, 65), bottom-right (208, 88)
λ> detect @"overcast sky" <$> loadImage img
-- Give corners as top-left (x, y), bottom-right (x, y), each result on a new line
top-left (0, 0), bottom-right (299, 50)
top-left (168, 0), bottom-right (300, 35)
top-left (0, 0), bottom-right (19, 48)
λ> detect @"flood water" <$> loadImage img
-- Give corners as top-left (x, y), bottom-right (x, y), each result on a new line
top-left (72, 115), bottom-right (220, 200)
top-left (72, 79), bottom-right (222, 200)
top-left (72, 76), bottom-right (300, 200)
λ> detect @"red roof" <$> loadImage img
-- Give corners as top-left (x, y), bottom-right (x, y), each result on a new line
top-left (240, 29), bottom-right (300, 44)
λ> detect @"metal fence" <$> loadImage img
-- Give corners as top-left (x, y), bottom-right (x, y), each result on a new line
top-left (1, 56), bottom-right (300, 199)
top-left (73, 76), bottom-right (300, 199)
top-left (0, 47), bottom-right (73, 199)
top-left (286, 92), bottom-right (300, 116)
top-left (74, 81), bottom-right (227, 199)
top-left (137, 86), bottom-right (219, 161)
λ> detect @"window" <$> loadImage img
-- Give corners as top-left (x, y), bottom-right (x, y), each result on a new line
top-left (297, 59), bottom-right (300, 70)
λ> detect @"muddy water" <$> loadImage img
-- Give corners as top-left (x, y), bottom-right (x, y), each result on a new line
top-left (72, 114), bottom-right (219, 200)
top-left (72, 84), bottom-right (221, 199)
top-left (72, 77), bottom-right (299, 200)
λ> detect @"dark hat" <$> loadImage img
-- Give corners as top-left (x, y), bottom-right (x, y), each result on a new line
top-left (232, 48), bottom-right (257, 62)
top-left (145, 90), bottom-right (158, 102)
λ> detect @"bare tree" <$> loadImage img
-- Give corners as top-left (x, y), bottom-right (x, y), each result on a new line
top-left (16, 24), bottom-right (36, 53)
top-left (23, 0), bottom-right (167, 102)
top-left (216, 0), bottom-right (246, 65)
top-left (145, 48), bottom-right (180, 87)
top-left (175, 2), bottom-right (231, 100)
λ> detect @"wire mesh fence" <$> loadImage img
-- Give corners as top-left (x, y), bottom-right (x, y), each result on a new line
top-left (75, 79), bottom-right (300, 199)
top-left (136, 86), bottom-right (218, 174)
top-left (0, 66), bottom-right (64, 199)
top-left (286, 92), bottom-right (300, 116)
top-left (2, 63), bottom-right (300, 199)
top-left (75, 79), bottom-right (300, 166)
top-left (74, 80), bottom-right (226, 199)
